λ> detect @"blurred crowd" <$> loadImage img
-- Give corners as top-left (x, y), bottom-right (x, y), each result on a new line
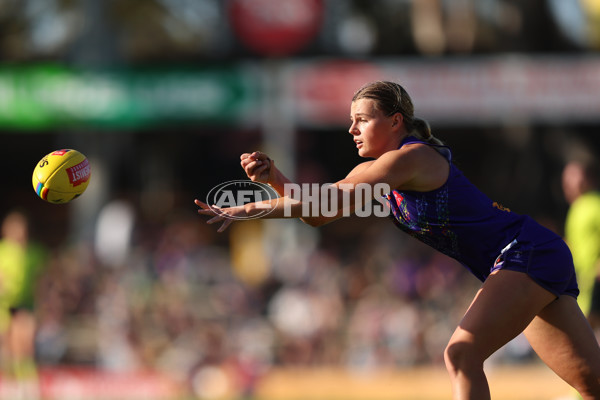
top-left (1, 129), bottom-right (595, 399)
top-left (6, 201), bottom-right (538, 397)
top-left (0, 0), bottom-right (598, 64)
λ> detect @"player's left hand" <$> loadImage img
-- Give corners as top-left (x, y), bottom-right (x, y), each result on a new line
top-left (195, 199), bottom-right (245, 233)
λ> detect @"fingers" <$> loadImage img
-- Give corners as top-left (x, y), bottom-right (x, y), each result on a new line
top-left (199, 150), bottom-right (272, 232)
top-left (194, 199), bottom-right (211, 210)
top-left (241, 155), bottom-right (272, 183)
top-left (216, 218), bottom-right (233, 233)
top-left (241, 152), bottom-right (269, 165)
top-left (241, 151), bottom-right (269, 161)
top-left (195, 199), bottom-right (220, 217)
top-left (241, 152), bottom-right (271, 168)
top-left (250, 162), bottom-right (270, 177)
top-left (242, 158), bottom-right (265, 171)
top-left (194, 199), bottom-right (234, 233)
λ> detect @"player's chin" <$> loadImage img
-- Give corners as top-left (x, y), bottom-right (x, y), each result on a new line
top-left (357, 148), bottom-right (370, 158)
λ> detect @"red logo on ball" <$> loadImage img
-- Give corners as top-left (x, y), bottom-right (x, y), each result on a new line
top-left (67, 159), bottom-right (91, 186)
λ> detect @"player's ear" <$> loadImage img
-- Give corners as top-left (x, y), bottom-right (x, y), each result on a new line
top-left (391, 113), bottom-right (403, 127)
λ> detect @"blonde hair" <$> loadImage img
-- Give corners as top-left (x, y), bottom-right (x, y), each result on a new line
top-left (352, 81), bottom-right (443, 146)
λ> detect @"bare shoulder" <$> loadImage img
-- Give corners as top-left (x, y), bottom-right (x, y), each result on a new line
top-left (338, 143), bottom-right (449, 192)
top-left (376, 142), bottom-right (441, 164)
top-left (346, 160), bottom-right (376, 178)
top-left (397, 142), bottom-right (447, 163)
top-left (379, 143), bottom-right (449, 191)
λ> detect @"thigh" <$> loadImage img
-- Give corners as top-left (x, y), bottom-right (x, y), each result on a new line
top-left (449, 270), bottom-right (556, 361)
top-left (524, 295), bottom-right (600, 393)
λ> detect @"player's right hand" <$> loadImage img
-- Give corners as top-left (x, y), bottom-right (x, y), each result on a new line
top-left (240, 151), bottom-right (273, 184)
top-left (195, 199), bottom-right (241, 233)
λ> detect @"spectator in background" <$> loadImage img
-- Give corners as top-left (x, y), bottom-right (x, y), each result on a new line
top-left (0, 210), bottom-right (47, 396)
top-left (563, 159), bottom-right (600, 330)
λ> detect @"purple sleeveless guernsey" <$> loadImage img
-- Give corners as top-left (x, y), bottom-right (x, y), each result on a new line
top-left (385, 136), bottom-right (578, 296)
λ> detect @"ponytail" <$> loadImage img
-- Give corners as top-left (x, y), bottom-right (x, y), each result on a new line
top-left (410, 117), bottom-right (444, 146)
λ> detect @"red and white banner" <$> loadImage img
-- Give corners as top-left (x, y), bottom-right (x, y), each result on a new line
top-left (0, 367), bottom-right (183, 400)
top-left (291, 57), bottom-right (600, 126)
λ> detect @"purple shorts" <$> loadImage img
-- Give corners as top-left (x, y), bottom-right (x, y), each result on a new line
top-left (491, 237), bottom-right (579, 298)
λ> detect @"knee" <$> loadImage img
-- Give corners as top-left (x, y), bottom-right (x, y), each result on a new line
top-left (444, 340), bottom-right (485, 376)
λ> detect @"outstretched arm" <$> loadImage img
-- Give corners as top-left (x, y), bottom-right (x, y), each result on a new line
top-left (197, 144), bottom-right (448, 232)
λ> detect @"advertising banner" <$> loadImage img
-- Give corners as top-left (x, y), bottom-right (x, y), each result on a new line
top-left (0, 65), bottom-right (260, 130)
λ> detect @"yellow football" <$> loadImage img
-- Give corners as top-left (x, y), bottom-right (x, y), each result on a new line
top-left (32, 149), bottom-right (91, 204)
